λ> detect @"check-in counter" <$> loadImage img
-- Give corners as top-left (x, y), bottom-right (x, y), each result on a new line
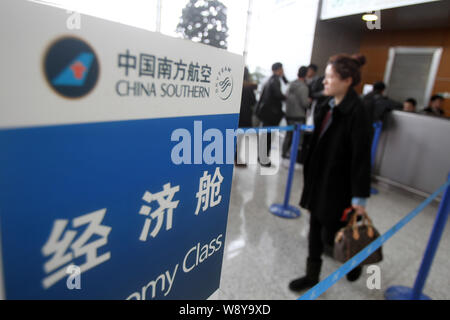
top-left (373, 111), bottom-right (450, 196)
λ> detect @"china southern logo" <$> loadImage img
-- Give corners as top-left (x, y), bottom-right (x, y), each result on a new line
top-left (44, 37), bottom-right (99, 98)
top-left (215, 67), bottom-right (233, 101)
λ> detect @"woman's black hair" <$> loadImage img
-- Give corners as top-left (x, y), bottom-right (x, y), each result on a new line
top-left (328, 53), bottom-right (366, 87)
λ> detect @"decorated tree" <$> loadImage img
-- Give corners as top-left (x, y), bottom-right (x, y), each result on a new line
top-left (176, 0), bottom-right (229, 50)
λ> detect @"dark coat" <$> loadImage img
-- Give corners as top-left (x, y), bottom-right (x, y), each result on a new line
top-left (308, 75), bottom-right (325, 100)
top-left (421, 106), bottom-right (445, 117)
top-left (256, 75), bottom-right (286, 124)
top-left (300, 89), bottom-right (372, 226)
top-left (362, 91), bottom-right (401, 124)
top-left (239, 82), bottom-right (257, 127)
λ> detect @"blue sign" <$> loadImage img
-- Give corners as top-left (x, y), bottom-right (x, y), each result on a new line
top-left (0, 0), bottom-right (244, 300)
top-left (0, 114), bottom-right (238, 299)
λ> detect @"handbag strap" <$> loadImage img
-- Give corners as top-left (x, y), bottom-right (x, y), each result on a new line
top-left (348, 213), bottom-right (360, 240)
top-left (361, 211), bottom-right (375, 238)
top-left (347, 209), bottom-right (376, 240)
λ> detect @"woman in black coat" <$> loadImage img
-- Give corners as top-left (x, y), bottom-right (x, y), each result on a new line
top-left (289, 54), bottom-right (372, 292)
top-left (235, 67), bottom-right (257, 166)
top-left (239, 67), bottom-right (257, 128)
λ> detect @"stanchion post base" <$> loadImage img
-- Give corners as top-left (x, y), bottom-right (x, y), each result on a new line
top-left (269, 204), bottom-right (301, 219)
top-left (384, 286), bottom-right (431, 300)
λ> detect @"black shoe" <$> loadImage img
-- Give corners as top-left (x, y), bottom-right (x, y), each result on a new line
top-left (346, 266), bottom-right (362, 282)
top-left (289, 258), bottom-right (322, 292)
top-left (234, 160), bottom-right (248, 168)
top-left (289, 276), bottom-right (319, 292)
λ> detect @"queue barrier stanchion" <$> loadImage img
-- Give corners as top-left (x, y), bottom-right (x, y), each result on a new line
top-left (269, 124), bottom-right (314, 219)
top-left (371, 121), bottom-right (383, 195)
top-left (237, 124), bottom-right (314, 219)
top-left (385, 173), bottom-right (450, 300)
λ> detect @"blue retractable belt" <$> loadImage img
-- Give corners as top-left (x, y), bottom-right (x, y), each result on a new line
top-left (385, 173), bottom-right (450, 300)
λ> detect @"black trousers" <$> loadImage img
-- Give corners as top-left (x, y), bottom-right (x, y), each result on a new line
top-left (308, 213), bottom-right (346, 262)
top-left (258, 118), bottom-right (281, 161)
top-left (282, 118), bottom-right (305, 162)
top-left (298, 131), bottom-right (312, 165)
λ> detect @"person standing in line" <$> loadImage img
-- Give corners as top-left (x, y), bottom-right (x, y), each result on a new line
top-left (403, 98), bottom-right (417, 113)
top-left (306, 64), bottom-right (325, 101)
top-left (362, 81), bottom-right (400, 135)
top-left (362, 81), bottom-right (386, 124)
top-left (299, 64), bottom-right (327, 165)
top-left (236, 67), bottom-right (258, 167)
top-left (305, 64), bottom-right (318, 86)
top-left (282, 66), bottom-right (310, 164)
top-left (289, 54), bottom-right (372, 292)
top-left (255, 62), bottom-right (287, 167)
top-left (421, 94), bottom-right (446, 117)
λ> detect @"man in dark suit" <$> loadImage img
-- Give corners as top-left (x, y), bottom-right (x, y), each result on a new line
top-left (255, 62), bottom-right (287, 167)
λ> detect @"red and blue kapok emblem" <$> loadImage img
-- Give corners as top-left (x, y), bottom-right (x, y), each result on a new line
top-left (44, 36), bottom-right (99, 98)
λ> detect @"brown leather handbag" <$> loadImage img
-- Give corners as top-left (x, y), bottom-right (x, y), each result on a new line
top-left (333, 211), bottom-right (383, 265)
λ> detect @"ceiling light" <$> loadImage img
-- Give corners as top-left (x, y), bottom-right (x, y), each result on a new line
top-left (362, 13), bottom-right (378, 22)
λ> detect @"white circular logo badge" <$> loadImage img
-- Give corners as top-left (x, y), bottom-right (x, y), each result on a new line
top-left (215, 67), bottom-right (233, 101)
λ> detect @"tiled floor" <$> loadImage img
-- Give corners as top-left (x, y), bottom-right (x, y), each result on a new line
top-left (214, 139), bottom-right (449, 300)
